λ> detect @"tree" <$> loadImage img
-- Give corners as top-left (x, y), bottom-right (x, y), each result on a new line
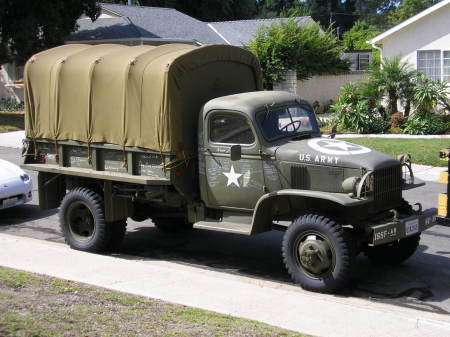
top-left (387, 0), bottom-right (439, 26)
top-left (247, 18), bottom-right (350, 88)
top-left (354, 0), bottom-right (398, 28)
top-left (307, 0), bottom-right (359, 35)
top-left (368, 57), bottom-right (417, 114)
top-left (0, 0), bottom-right (100, 64)
top-left (342, 20), bottom-right (381, 50)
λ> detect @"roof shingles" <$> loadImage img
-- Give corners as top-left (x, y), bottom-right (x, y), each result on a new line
top-left (68, 3), bottom-right (312, 46)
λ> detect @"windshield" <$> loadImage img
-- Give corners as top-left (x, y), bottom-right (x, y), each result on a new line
top-left (256, 104), bottom-right (318, 141)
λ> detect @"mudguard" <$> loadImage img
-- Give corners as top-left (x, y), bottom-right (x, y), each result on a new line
top-left (250, 189), bottom-right (370, 234)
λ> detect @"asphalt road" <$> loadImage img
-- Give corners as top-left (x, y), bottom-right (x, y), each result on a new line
top-left (1, 146), bottom-right (450, 315)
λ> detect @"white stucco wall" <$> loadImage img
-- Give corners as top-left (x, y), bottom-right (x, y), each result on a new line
top-left (296, 72), bottom-right (368, 108)
top-left (380, 4), bottom-right (450, 69)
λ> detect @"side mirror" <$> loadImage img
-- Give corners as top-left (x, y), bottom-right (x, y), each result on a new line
top-left (230, 145), bottom-right (241, 161)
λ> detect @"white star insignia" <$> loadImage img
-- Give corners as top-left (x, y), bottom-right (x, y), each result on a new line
top-left (320, 140), bottom-right (355, 151)
top-left (223, 165), bottom-right (242, 187)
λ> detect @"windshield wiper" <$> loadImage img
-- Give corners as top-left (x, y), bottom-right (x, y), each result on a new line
top-left (262, 102), bottom-right (275, 125)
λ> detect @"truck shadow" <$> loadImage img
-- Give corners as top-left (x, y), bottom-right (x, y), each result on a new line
top-left (119, 224), bottom-right (450, 315)
top-left (0, 204), bottom-right (58, 226)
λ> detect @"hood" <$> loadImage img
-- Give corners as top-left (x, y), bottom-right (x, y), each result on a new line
top-left (274, 137), bottom-right (400, 170)
top-left (0, 159), bottom-right (25, 181)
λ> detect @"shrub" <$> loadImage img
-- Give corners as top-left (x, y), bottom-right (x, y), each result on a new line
top-left (403, 115), bottom-right (445, 135)
top-left (387, 127), bottom-right (404, 134)
top-left (367, 115), bottom-right (389, 133)
top-left (0, 98), bottom-right (23, 111)
top-left (332, 81), bottom-right (386, 133)
top-left (247, 18), bottom-right (350, 88)
top-left (389, 112), bottom-right (405, 129)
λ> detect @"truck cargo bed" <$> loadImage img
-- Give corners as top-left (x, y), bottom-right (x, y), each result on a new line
top-left (21, 163), bottom-right (170, 185)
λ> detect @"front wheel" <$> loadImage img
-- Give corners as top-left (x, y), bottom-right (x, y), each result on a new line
top-left (282, 214), bottom-right (353, 293)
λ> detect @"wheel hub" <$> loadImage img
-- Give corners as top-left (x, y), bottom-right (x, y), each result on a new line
top-left (68, 202), bottom-right (95, 241)
top-left (298, 236), bottom-right (331, 275)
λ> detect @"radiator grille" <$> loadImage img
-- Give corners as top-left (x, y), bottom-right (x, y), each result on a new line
top-left (373, 165), bottom-right (402, 212)
top-left (291, 165), bottom-right (343, 192)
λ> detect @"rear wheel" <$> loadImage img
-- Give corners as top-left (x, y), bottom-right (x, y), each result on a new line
top-left (282, 214), bottom-right (353, 293)
top-left (365, 234), bottom-right (420, 265)
top-left (59, 187), bottom-right (110, 252)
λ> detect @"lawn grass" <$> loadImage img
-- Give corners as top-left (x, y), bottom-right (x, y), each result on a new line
top-left (341, 138), bottom-right (449, 167)
top-left (0, 267), bottom-right (310, 337)
top-left (0, 110), bottom-right (24, 133)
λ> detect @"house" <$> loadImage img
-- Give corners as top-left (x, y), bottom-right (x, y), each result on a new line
top-left (368, 0), bottom-right (450, 82)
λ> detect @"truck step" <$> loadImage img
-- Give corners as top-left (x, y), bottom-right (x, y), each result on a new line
top-left (193, 221), bottom-right (252, 235)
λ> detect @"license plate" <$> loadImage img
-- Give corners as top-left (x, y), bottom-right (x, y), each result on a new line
top-left (3, 197), bottom-right (18, 208)
top-left (405, 219), bottom-right (419, 236)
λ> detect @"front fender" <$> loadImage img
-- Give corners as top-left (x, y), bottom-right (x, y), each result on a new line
top-left (250, 189), bottom-right (370, 234)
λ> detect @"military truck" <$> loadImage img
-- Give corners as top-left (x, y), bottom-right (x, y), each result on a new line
top-left (22, 43), bottom-right (437, 293)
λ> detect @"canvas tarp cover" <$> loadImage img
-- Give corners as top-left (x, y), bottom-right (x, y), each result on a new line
top-left (24, 43), bottom-right (262, 156)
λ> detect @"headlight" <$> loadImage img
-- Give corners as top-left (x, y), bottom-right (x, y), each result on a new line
top-left (356, 171), bottom-right (374, 198)
top-left (20, 173), bottom-right (30, 182)
top-left (342, 176), bottom-right (360, 195)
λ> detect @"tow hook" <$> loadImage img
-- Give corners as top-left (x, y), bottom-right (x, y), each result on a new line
top-left (390, 209), bottom-right (399, 222)
top-left (414, 203), bottom-right (423, 214)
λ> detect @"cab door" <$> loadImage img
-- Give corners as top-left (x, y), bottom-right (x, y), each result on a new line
top-left (201, 111), bottom-right (264, 210)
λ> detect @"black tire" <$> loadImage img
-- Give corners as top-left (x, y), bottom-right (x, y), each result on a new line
top-left (365, 234), bottom-right (420, 265)
top-left (282, 214), bottom-right (353, 293)
top-left (152, 218), bottom-right (193, 233)
top-left (59, 187), bottom-right (110, 252)
top-left (107, 219), bottom-right (127, 251)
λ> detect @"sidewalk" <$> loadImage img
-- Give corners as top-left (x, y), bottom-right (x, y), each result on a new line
top-left (0, 130), bottom-right (23, 148)
top-left (0, 233), bottom-right (449, 337)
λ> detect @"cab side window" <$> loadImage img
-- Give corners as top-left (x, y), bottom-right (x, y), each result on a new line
top-left (210, 114), bottom-right (255, 144)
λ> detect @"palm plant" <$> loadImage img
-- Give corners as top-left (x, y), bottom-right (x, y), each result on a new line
top-left (413, 75), bottom-right (450, 115)
top-left (368, 57), bottom-right (417, 115)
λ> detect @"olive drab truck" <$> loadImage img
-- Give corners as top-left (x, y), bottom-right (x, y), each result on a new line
top-left (22, 43), bottom-right (438, 293)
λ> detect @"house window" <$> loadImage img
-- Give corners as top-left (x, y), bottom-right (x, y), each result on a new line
top-left (417, 50), bottom-right (450, 82)
top-left (417, 50), bottom-right (441, 81)
top-left (444, 51), bottom-right (450, 82)
top-left (357, 54), bottom-right (370, 71)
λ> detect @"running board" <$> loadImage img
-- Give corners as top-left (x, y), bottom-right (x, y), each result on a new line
top-left (193, 221), bottom-right (252, 235)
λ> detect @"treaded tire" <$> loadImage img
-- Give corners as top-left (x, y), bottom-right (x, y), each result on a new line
top-left (59, 187), bottom-right (110, 252)
top-left (107, 219), bottom-right (127, 251)
top-left (153, 218), bottom-right (193, 233)
top-left (366, 234), bottom-right (420, 265)
top-left (282, 214), bottom-right (353, 293)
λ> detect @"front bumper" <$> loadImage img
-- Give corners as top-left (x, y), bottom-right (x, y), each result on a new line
top-left (370, 208), bottom-right (437, 246)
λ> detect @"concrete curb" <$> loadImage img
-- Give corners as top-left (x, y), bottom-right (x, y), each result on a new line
top-left (336, 134), bottom-right (450, 139)
top-left (1, 233), bottom-right (449, 337)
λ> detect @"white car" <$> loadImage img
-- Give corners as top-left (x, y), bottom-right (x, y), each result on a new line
top-left (0, 158), bottom-right (32, 210)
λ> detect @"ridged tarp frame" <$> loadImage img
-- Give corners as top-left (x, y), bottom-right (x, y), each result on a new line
top-left (24, 43), bottom-right (263, 158)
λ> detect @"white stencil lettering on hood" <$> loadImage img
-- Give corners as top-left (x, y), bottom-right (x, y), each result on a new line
top-left (308, 138), bottom-right (371, 155)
